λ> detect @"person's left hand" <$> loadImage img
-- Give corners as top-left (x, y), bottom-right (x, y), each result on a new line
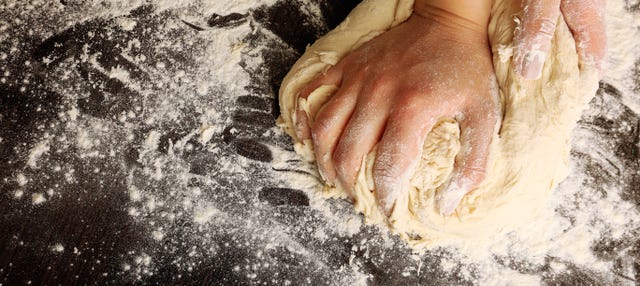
top-left (514, 0), bottom-right (606, 80)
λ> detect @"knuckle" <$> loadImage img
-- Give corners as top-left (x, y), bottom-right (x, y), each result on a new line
top-left (394, 95), bottom-right (416, 109)
top-left (389, 100), bottom-right (434, 124)
top-left (537, 18), bottom-right (557, 37)
top-left (373, 169), bottom-right (402, 192)
top-left (310, 120), bottom-right (330, 143)
top-left (368, 76), bottom-right (392, 91)
top-left (372, 156), bottom-right (403, 187)
top-left (458, 162), bottom-right (487, 184)
top-left (372, 166), bottom-right (393, 184)
top-left (392, 95), bottom-right (424, 115)
top-left (332, 147), bottom-right (359, 174)
top-left (465, 166), bottom-right (486, 177)
top-left (519, 18), bottom-right (556, 44)
top-left (333, 153), bottom-right (359, 185)
top-left (311, 106), bottom-right (340, 136)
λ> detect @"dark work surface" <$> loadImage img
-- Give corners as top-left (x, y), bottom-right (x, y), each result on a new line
top-left (1, 1), bottom-right (639, 285)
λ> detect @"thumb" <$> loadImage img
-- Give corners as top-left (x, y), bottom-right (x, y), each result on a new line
top-left (514, 0), bottom-right (561, 80)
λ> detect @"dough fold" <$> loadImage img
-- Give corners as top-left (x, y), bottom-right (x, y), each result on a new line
top-left (277, 0), bottom-right (600, 248)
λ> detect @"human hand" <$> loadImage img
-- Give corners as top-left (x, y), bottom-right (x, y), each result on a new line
top-left (514, 0), bottom-right (606, 80)
top-left (294, 4), bottom-right (499, 216)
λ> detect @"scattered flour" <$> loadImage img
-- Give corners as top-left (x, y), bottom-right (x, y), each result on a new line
top-left (116, 17), bottom-right (137, 31)
top-left (26, 140), bottom-right (49, 168)
top-left (198, 124), bottom-right (215, 145)
top-left (193, 205), bottom-right (219, 224)
top-left (15, 173), bottom-right (28, 186)
top-left (51, 243), bottom-right (64, 253)
top-left (31, 193), bottom-right (46, 205)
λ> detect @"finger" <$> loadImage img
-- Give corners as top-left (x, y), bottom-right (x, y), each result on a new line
top-left (295, 64), bottom-right (344, 141)
top-left (435, 109), bottom-right (498, 215)
top-left (373, 102), bottom-right (438, 217)
top-left (514, 0), bottom-right (561, 80)
top-left (312, 81), bottom-right (361, 186)
top-left (561, 0), bottom-right (606, 74)
top-left (332, 80), bottom-right (393, 193)
top-left (294, 109), bottom-right (312, 141)
top-left (295, 85), bottom-right (339, 142)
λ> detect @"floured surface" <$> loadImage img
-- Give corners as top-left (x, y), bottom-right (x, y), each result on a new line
top-left (0, 0), bottom-right (639, 285)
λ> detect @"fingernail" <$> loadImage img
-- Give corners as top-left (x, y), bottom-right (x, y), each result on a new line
top-left (520, 50), bottom-right (546, 80)
top-left (380, 199), bottom-right (396, 218)
top-left (317, 167), bottom-right (330, 184)
top-left (435, 181), bottom-right (468, 216)
top-left (318, 154), bottom-right (335, 186)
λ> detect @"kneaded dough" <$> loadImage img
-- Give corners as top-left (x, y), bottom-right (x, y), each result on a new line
top-left (278, 0), bottom-right (600, 248)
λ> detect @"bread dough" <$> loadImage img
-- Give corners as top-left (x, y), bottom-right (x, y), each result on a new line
top-left (278, 0), bottom-right (600, 248)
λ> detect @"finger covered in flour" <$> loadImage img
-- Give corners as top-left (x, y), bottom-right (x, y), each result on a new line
top-left (514, 0), bottom-right (561, 80)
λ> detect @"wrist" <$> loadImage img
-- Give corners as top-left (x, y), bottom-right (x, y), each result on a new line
top-left (413, 0), bottom-right (493, 34)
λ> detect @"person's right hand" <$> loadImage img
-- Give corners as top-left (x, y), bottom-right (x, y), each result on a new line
top-left (293, 2), bottom-right (500, 216)
top-left (514, 0), bottom-right (606, 80)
